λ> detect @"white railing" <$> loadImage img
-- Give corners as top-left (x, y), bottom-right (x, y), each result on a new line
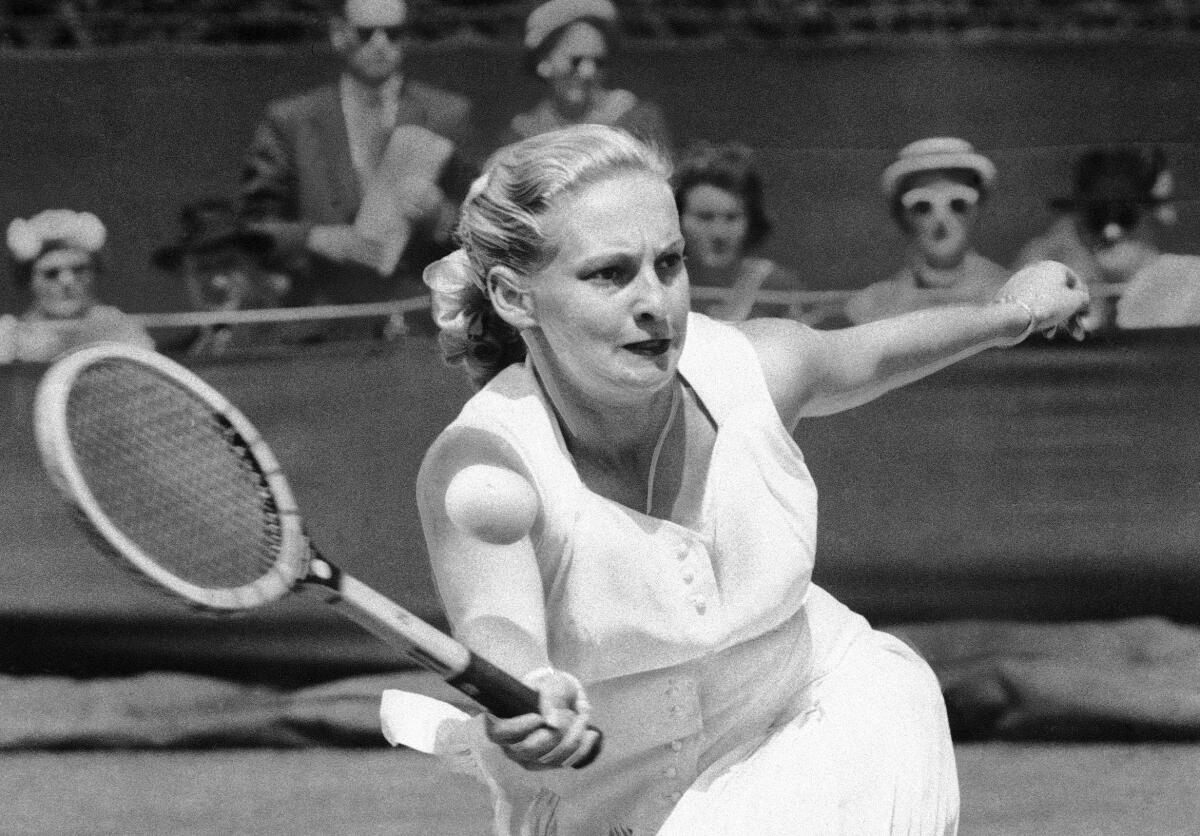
top-left (127, 281), bottom-right (1126, 330)
top-left (130, 298), bottom-right (430, 330)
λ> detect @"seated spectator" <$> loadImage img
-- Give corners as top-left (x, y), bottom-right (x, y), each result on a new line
top-left (845, 137), bottom-right (1010, 325)
top-left (239, 0), bottom-right (478, 337)
top-left (673, 141), bottom-right (806, 321)
top-left (1015, 146), bottom-right (1196, 331)
top-left (499, 0), bottom-right (672, 152)
top-left (0, 210), bottom-right (153, 363)
top-left (152, 199), bottom-right (297, 356)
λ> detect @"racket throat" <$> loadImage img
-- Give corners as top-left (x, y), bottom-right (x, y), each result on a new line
top-left (302, 551), bottom-right (469, 678)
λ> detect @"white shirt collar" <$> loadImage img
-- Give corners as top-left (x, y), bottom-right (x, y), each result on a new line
top-left (340, 73), bottom-right (403, 184)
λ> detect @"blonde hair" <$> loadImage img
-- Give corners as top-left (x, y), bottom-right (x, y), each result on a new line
top-left (434, 124), bottom-right (671, 387)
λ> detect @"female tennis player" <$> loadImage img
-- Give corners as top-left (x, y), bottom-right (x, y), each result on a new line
top-left (404, 124), bottom-right (1087, 835)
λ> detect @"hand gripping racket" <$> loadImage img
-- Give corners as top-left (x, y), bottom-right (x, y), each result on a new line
top-left (34, 342), bottom-right (600, 766)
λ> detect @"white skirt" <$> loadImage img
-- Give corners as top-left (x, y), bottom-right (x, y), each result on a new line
top-left (656, 628), bottom-right (959, 835)
top-left (382, 604), bottom-right (958, 836)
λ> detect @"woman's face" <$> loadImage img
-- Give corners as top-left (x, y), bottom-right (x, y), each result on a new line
top-left (524, 170), bottom-right (689, 405)
top-left (680, 182), bottom-right (749, 271)
top-left (540, 21), bottom-right (609, 114)
top-left (30, 246), bottom-right (96, 319)
top-left (899, 172), bottom-right (980, 270)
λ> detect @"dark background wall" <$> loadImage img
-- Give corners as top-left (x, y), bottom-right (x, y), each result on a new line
top-left (6, 40), bottom-right (1200, 681)
top-left (3, 41), bottom-right (1200, 314)
top-left (5, 333), bottom-right (1200, 682)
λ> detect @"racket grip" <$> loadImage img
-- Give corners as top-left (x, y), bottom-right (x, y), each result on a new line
top-left (446, 651), bottom-right (538, 717)
top-left (447, 651), bottom-right (603, 769)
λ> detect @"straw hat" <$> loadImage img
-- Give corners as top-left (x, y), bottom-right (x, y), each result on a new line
top-left (880, 137), bottom-right (996, 199)
top-left (524, 0), bottom-right (617, 50)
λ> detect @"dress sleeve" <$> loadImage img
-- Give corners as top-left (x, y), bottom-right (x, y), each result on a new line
top-left (679, 313), bottom-right (779, 423)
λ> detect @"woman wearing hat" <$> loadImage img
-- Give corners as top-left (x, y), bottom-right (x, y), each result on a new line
top-left (0, 209), bottom-right (153, 363)
top-left (499, 0), bottom-right (672, 152)
top-left (1014, 146), bottom-right (1200, 331)
top-left (845, 137), bottom-right (1011, 326)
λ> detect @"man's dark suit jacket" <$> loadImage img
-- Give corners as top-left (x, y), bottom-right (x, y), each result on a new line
top-left (240, 79), bottom-right (476, 305)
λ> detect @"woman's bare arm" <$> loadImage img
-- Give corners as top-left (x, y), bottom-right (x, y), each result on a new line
top-left (416, 429), bottom-right (600, 769)
top-left (416, 429), bottom-right (550, 678)
top-left (739, 261), bottom-right (1089, 428)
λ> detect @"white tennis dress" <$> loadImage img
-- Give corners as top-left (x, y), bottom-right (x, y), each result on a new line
top-left (390, 313), bottom-right (959, 835)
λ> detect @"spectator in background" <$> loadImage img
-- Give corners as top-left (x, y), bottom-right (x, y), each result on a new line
top-left (673, 141), bottom-right (806, 321)
top-left (153, 199), bottom-right (297, 356)
top-left (0, 209), bottom-right (153, 363)
top-left (499, 0), bottom-right (672, 153)
top-left (239, 0), bottom-right (478, 333)
top-left (846, 137), bottom-right (1010, 325)
top-left (1015, 146), bottom-right (1198, 331)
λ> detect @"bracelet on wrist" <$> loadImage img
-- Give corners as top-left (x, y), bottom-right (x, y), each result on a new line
top-left (521, 665), bottom-right (585, 694)
top-left (995, 296), bottom-right (1038, 344)
top-left (521, 666), bottom-right (558, 687)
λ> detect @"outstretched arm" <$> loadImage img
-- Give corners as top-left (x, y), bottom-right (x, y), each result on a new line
top-left (741, 261), bottom-right (1089, 428)
top-left (416, 428), bottom-right (598, 769)
top-left (417, 429), bottom-right (548, 677)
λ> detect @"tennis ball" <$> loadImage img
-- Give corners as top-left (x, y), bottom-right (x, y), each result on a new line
top-left (445, 464), bottom-right (538, 545)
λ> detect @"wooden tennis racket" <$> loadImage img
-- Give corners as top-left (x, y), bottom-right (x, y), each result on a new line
top-left (33, 342), bottom-right (599, 766)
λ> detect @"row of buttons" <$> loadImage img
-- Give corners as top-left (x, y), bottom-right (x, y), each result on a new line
top-left (663, 735), bottom-right (685, 805)
top-left (676, 542), bottom-right (709, 615)
top-left (661, 682), bottom-right (691, 806)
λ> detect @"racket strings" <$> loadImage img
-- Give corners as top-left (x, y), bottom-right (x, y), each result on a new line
top-left (66, 360), bottom-right (288, 592)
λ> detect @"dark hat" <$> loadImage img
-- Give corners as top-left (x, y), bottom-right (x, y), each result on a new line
top-left (1049, 147), bottom-right (1171, 211)
top-left (152, 199), bottom-right (272, 271)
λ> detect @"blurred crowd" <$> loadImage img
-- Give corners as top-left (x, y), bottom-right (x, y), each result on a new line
top-left (7, 0), bottom-right (1200, 48)
top-left (4, 0), bottom-right (1200, 363)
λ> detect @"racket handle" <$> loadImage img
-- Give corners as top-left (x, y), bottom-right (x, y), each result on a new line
top-left (305, 555), bottom-right (602, 768)
top-left (447, 651), bottom-right (603, 769)
top-left (446, 651), bottom-right (540, 717)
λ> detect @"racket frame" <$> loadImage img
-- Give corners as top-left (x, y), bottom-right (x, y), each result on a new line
top-left (32, 342), bottom-right (602, 764)
top-left (34, 342), bottom-right (310, 612)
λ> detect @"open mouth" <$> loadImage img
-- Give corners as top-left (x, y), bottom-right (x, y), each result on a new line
top-left (623, 338), bottom-right (672, 357)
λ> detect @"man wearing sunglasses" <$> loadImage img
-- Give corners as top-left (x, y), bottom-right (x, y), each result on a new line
top-left (1015, 146), bottom-right (1200, 331)
top-left (239, 0), bottom-right (478, 335)
top-left (846, 137), bottom-right (1011, 327)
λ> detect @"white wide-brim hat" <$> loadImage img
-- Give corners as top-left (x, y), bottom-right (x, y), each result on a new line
top-left (6, 209), bottom-right (107, 263)
top-left (525, 0), bottom-right (617, 50)
top-left (880, 137), bottom-right (996, 199)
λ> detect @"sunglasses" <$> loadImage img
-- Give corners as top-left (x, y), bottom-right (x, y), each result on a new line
top-left (34, 264), bottom-right (95, 282)
top-left (900, 185), bottom-right (980, 216)
top-left (1080, 201), bottom-right (1143, 238)
top-left (353, 24), bottom-right (406, 43)
top-left (568, 54), bottom-right (608, 72)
